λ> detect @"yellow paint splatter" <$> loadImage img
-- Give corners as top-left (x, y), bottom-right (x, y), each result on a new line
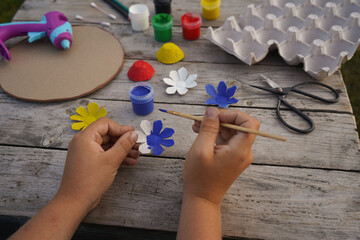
top-left (156, 43), bottom-right (184, 64)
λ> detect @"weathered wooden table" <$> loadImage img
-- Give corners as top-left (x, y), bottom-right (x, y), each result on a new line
top-left (1, 0), bottom-right (359, 239)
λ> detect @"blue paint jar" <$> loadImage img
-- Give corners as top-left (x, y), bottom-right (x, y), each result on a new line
top-left (129, 82), bottom-right (154, 116)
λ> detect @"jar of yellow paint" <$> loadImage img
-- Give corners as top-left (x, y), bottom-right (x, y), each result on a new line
top-left (201, 0), bottom-right (221, 20)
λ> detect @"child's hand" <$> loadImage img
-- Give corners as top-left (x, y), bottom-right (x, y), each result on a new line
top-left (56, 117), bottom-right (139, 213)
top-left (184, 107), bottom-right (260, 205)
top-left (9, 118), bottom-right (139, 239)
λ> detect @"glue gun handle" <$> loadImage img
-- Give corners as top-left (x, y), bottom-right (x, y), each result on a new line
top-left (0, 22), bottom-right (47, 42)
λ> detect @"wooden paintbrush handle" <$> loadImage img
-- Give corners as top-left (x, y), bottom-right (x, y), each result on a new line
top-left (166, 110), bottom-right (287, 142)
top-left (220, 123), bottom-right (287, 142)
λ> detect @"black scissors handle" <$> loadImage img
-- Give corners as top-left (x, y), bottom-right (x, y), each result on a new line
top-left (276, 97), bottom-right (315, 133)
top-left (250, 80), bottom-right (339, 133)
top-left (290, 82), bottom-right (340, 103)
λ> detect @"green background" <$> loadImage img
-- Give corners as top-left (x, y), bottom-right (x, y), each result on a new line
top-left (0, 0), bottom-right (359, 134)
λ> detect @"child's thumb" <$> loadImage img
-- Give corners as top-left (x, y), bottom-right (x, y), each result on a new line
top-left (105, 131), bottom-right (138, 165)
top-left (194, 107), bottom-right (220, 150)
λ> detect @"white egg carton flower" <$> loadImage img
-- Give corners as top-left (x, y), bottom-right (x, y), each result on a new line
top-left (163, 67), bottom-right (197, 95)
top-left (135, 120), bottom-right (175, 155)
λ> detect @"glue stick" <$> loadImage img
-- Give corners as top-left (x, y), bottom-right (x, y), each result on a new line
top-left (129, 82), bottom-right (154, 116)
top-left (201, 0), bottom-right (221, 20)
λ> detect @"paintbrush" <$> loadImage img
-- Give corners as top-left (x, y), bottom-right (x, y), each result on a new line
top-left (159, 109), bottom-right (287, 142)
top-left (103, 0), bottom-right (129, 20)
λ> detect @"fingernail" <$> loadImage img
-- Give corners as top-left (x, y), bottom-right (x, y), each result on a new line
top-left (130, 131), bottom-right (138, 142)
top-left (205, 107), bottom-right (219, 119)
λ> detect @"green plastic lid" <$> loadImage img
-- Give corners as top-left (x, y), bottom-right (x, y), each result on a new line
top-left (152, 13), bottom-right (173, 30)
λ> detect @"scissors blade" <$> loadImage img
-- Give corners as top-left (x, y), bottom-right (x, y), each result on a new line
top-left (260, 74), bottom-right (281, 89)
top-left (249, 84), bottom-right (280, 94)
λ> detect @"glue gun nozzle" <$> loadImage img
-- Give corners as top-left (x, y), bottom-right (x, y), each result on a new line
top-left (61, 39), bottom-right (70, 50)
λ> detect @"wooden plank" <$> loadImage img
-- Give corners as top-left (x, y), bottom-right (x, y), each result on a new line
top-left (4, 23), bottom-right (287, 66)
top-left (3, 1), bottom-right (359, 240)
top-left (89, 60), bottom-right (351, 113)
top-left (92, 23), bottom-right (287, 66)
top-left (11, 0), bottom-right (289, 66)
top-left (0, 145), bottom-right (359, 240)
top-left (2, 27), bottom-right (350, 111)
top-left (13, 0), bottom-right (263, 28)
top-left (0, 215), bottom-right (178, 240)
top-left (0, 99), bottom-right (358, 170)
top-left (0, 47), bottom-right (351, 111)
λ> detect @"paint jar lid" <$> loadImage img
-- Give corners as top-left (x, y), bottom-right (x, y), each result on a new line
top-left (154, 0), bottom-right (172, 6)
top-left (201, 0), bottom-right (221, 9)
top-left (129, 4), bottom-right (150, 18)
top-left (129, 82), bottom-right (154, 104)
top-left (152, 13), bottom-right (173, 30)
top-left (181, 13), bottom-right (202, 29)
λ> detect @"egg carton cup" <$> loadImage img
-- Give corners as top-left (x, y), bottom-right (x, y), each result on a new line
top-left (205, 0), bottom-right (360, 79)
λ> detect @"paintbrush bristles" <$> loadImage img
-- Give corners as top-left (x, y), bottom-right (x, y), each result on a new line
top-left (160, 109), bottom-right (287, 142)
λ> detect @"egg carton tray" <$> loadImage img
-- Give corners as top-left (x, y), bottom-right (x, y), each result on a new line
top-left (205, 0), bottom-right (360, 79)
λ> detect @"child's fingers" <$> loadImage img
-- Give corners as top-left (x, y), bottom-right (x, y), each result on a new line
top-left (192, 120), bottom-right (201, 133)
top-left (192, 123), bottom-right (200, 133)
top-left (102, 135), bottom-right (111, 145)
top-left (128, 149), bottom-right (140, 159)
top-left (83, 118), bottom-right (135, 145)
top-left (104, 131), bottom-right (138, 166)
top-left (219, 110), bottom-right (253, 126)
top-left (102, 145), bottom-right (140, 156)
top-left (222, 112), bottom-right (260, 152)
top-left (218, 125), bottom-right (233, 143)
top-left (132, 143), bottom-right (140, 150)
top-left (192, 107), bottom-right (220, 156)
top-left (122, 157), bottom-right (137, 166)
top-left (101, 143), bottom-right (113, 151)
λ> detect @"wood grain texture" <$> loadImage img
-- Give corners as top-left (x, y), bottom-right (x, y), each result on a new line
top-left (0, 99), bottom-right (358, 170)
top-left (89, 59), bottom-right (351, 113)
top-left (1, 0), bottom-right (359, 239)
top-left (0, 145), bottom-right (359, 240)
top-left (12, 0), bottom-right (263, 27)
top-left (1, 55), bottom-right (352, 118)
top-left (6, 22), bottom-right (288, 66)
top-left (103, 23), bottom-right (288, 66)
top-left (2, 30), bottom-right (351, 111)
top-left (9, 0), bottom-right (310, 67)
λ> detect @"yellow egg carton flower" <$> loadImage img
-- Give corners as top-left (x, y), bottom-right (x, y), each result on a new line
top-left (156, 43), bottom-right (184, 64)
top-left (70, 102), bottom-right (107, 130)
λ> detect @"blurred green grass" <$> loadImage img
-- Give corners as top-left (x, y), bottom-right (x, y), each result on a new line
top-left (0, 0), bottom-right (359, 134)
top-left (342, 51), bottom-right (360, 134)
top-left (0, 0), bottom-right (25, 23)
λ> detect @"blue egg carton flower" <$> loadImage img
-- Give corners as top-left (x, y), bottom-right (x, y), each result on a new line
top-left (205, 81), bottom-right (239, 108)
top-left (136, 120), bottom-right (175, 156)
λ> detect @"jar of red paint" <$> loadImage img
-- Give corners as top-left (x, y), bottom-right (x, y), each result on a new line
top-left (181, 12), bottom-right (202, 40)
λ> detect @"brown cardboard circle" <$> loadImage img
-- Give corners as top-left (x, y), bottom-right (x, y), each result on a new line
top-left (0, 25), bottom-right (124, 102)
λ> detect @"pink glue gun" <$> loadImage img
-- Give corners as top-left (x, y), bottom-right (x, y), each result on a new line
top-left (0, 11), bottom-right (73, 61)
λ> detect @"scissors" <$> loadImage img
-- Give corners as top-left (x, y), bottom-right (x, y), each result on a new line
top-left (249, 74), bottom-right (340, 133)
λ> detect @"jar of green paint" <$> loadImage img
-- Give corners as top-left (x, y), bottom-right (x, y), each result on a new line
top-left (152, 13), bottom-right (173, 42)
